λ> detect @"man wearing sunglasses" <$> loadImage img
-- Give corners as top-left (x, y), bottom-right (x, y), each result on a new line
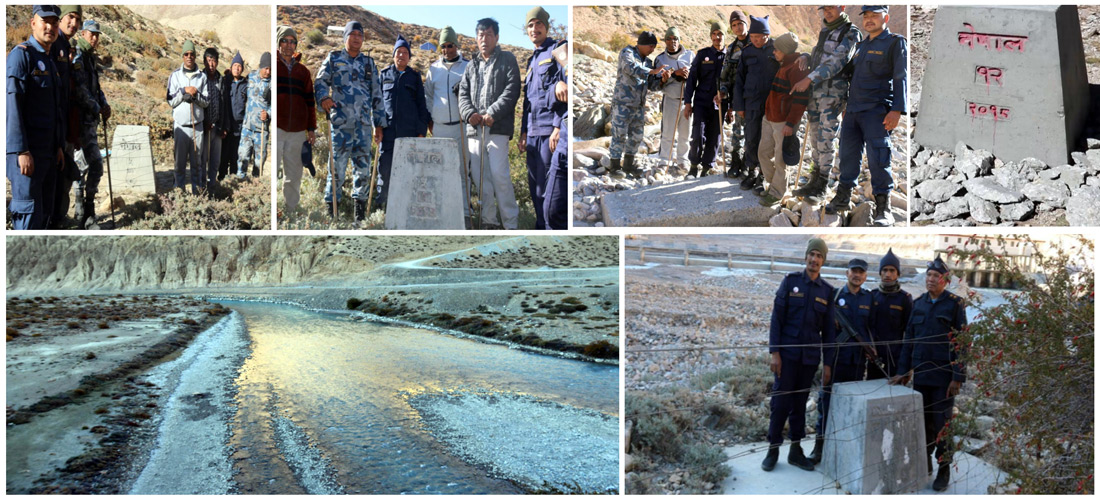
top-left (425, 27), bottom-right (470, 226)
top-left (276, 26), bottom-right (316, 220)
top-left (167, 40), bottom-right (209, 194)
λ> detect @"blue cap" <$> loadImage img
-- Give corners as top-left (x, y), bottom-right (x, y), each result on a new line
top-left (230, 51), bottom-right (243, 68)
top-left (848, 258), bottom-right (868, 271)
top-left (748, 15), bottom-right (770, 35)
top-left (861, 6), bottom-right (889, 14)
top-left (880, 248), bottom-right (900, 272)
top-left (33, 5), bottom-right (61, 18)
top-left (393, 34), bottom-right (411, 56)
top-left (927, 256), bottom-right (949, 275)
top-left (81, 19), bottom-right (100, 33)
top-left (344, 20), bottom-right (364, 42)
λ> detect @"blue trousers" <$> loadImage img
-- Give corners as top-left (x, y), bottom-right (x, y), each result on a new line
top-left (742, 109), bottom-right (765, 170)
top-left (815, 361), bottom-right (867, 436)
top-left (526, 134), bottom-right (551, 230)
top-left (768, 359), bottom-right (817, 445)
top-left (838, 110), bottom-right (894, 195)
top-left (688, 100), bottom-right (720, 168)
top-left (7, 150), bottom-right (58, 229)
top-left (915, 384), bottom-right (955, 465)
top-left (543, 150), bottom-right (568, 230)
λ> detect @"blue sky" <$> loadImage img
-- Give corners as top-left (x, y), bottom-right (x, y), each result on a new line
top-left (362, 5), bottom-right (569, 48)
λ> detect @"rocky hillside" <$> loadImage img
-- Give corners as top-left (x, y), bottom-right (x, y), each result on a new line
top-left (278, 5), bottom-right (533, 81)
top-left (575, 5), bottom-right (908, 55)
top-left (5, 236), bottom-right (618, 294)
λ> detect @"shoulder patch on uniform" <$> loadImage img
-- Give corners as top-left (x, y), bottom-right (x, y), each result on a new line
top-left (539, 58), bottom-right (553, 66)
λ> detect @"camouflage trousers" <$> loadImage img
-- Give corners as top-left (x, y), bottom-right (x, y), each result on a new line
top-left (726, 106), bottom-right (744, 155)
top-left (608, 102), bottom-right (645, 160)
top-left (237, 127), bottom-right (270, 179)
top-left (805, 93), bottom-right (847, 180)
top-left (73, 119), bottom-right (104, 205)
top-left (324, 125), bottom-right (373, 204)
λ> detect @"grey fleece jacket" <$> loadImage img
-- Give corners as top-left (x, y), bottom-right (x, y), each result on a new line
top-left (458, 45), bottom-right (520, 139)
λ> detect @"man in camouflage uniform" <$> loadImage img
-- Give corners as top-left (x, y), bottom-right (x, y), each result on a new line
top-left (71, 19), bottom-right (109, 229)
top-left (608, 31), bottom-right (666, 178)
top-left (791, 5), bottom-right (861, 203)
top-left (717, 10), bottom-right (751, 178)
top-left (237, 52), bottom-right (270, 180)
top-left (315, 20), bottom-right (386, 218)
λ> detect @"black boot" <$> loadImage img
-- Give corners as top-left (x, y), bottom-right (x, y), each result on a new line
top-left (932, 464), bottom-right (951, 491)
top-left (873, 193), bottom-right (894, 226)
top-left (740, 168), bottom-right (759, 190)
top-left (825, 186), bottom-right (852, 215)
top-left (354, 200), bottom-right (367, 223)
top-left (725, 149), bottom-right (744, 178)
top-left (82, 202), bottom-right (100, 230)
top-left (623, 154), bottom-right (640, 177)
top-left (809, 435), bottom-right (824, 464)
top-left (802, 174), bottom-right (829, 205)
top-left (609, 157), bottom-right (623, 178)
top-left (761, 444), bottom-right (779, 471)
top-left (687, 164), bottom-right (700, 178)
top-left (792, 168), bottom-right (822, 197)
top-left (788, 442), bottom-right (814, 471)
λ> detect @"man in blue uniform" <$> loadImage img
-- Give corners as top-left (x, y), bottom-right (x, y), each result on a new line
top-left (683, 21), bottom-right (725, 178)
top-left (543, 39), bottom-right (569, 230)
top-left (48, 5), bottom-right (80, 228)
top-left (315, 20), bottom-right (387, 220)
top-left (810, 257), bottom-right (874, 464)
top-left (519, 6), bottom-right (565, 230)
top-left (891, 256), bottom-right (966, 492)
top-left (867, 248), bottom-right (912, 381)
top-left (734, 15), bottom-right (779, 193)
top-left (7, 5), bottom-right (64, 230)
top-left (377, 35), bottom-right (429, 215)
top-left (764, 238), bottom-right (836, 472)
top-left (826, 5), bottom-right (907, 226)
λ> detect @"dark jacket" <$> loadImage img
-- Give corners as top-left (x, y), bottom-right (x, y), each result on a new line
top-left (222, 69), bottom-right (247, 134)
top-left (897, 290), bottom-right (967, 386)
top-left (769, 270), bottom-right (837, 366)
top-left (871, 287), bottom-right (913, 378)
top-left (380, 64), bottom-right (429, 138)
top-left (521, 37), bottom-right (565, 137)
top-left (734, 39), bottom-right (779, 113)
top-left (458, 45), bottom-right (521, 138)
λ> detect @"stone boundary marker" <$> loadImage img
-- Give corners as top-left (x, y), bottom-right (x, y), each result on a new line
top-left (384, 137), bottom-right (465, 230)
top-left (109, 125), bottom-right (156, 194)
top-left (916, 5), bottom-right (1089, 166)
top-left (822, 379), bottom-right (926, 494)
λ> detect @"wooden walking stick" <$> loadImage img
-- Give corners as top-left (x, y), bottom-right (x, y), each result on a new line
top-left (478, 124), bottom-right (487, 230)
top-left (190, 101), bottom-right (199, 192)
top-left (458, 121), bottom-right (473, 225)
top-left (366, 126), bottom-right (381, 220)
top-left (101, 119), bottom-right (116, 228)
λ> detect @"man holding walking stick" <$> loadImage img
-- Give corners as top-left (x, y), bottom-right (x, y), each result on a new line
top-left (655, 27), bottom-right (693, 173)
top-left (315, 20), bottom-right (386, 221)
top-left (71, 19), bottom-right (110, 229)
top-left (167, 40), bottom-right (208, 195)
top-left (458, 18), bottom-right (521, 230)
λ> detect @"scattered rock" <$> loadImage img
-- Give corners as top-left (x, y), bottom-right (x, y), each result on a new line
top-left (914, 179), bottom-right (961, 203)
top-left (1066, 186), bottom-right (1100, 226)
top-left (963, 178), bottom-right (1025, 204)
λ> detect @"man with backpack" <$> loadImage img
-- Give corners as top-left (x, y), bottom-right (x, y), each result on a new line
top-left (826, 5), bottom-right (907, 226)
top-left (790, 6), bottom-right (861, 204)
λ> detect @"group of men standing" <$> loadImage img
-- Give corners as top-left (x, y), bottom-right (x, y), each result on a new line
top-left (5, 5), bottom-right (269, 230)
top-left (766, 239), bottom-right (966, 492)
top-left (276, 7), bottom-right (568, 229)
top-left (167, 41), bottom-right (271, 196)
top-left (7, 5), bottom-right (108, 229)
top-left (609, 6), bottom-right (907, 226)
